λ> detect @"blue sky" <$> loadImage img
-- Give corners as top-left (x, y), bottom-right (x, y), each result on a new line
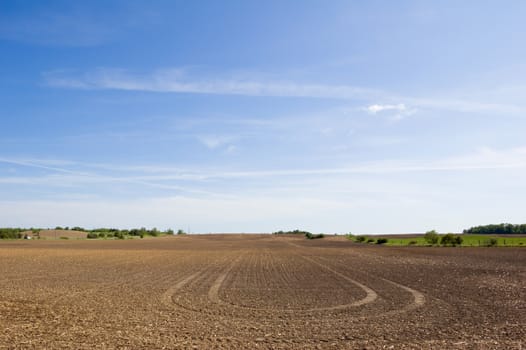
top-left (1, 1), bottom-right (526, 233)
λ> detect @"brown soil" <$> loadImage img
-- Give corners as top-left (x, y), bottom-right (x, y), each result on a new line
top-left (0, 235), bottom-right (524, 349)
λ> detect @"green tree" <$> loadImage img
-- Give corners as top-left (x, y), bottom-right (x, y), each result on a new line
top-left (440, 233), bottom-right (463, 246)
top-left (424, 230), bottom-right (439, 245)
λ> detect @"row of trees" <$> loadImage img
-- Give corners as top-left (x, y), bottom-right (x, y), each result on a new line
top-left (0, 227), bottom-right (184, 239)
top-left (463, 223), bottom-right (526, 235)
top-left (273, 229), bottom-right (311, 235)
top-left (273, 229), bottom-right (325, 239)
top-left (0, 228), bottom-right (36, 239)
top-left (82, 227), bottom-right (180, 239)
top-left (347, 234), bottom-right (388, 244)
top-left (424, 231), bottom-right (463, 246)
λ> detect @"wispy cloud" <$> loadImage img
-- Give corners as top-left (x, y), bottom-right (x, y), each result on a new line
top-left (0, 157), bottom-right (214, 196)
top-left (43, 68), bottom-right (382, 100)
top-left (2, 146), bottom-right (526, 186)
top-left (2, 147), bottom-right (525, 232)
top-left (43, 67), bottom-right (526, 115)
top-left (364, 103), bottom-right (416, 121)
top-left (366, 103), bottom-right (407, 114)
top-left (196, 135), bottom-right (236, 150)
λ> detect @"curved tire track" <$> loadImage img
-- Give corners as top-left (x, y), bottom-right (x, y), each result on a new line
top-left (312, 254), bottom-right (426, 318)
top-left (207, 253), bottom-right (378, 313)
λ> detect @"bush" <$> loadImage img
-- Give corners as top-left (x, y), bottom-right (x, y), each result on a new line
top-left (149, 228), bottom-right (159, 237)
top-left (177, 229), bottom-right (186, 235)
top-left (98, 232), bottom-right (106, 238)
top-left (367, 238), bottom-right (375, 243)
top-left (408, 240), bottom-right (418, 245)
top-left (424, 230), bottom-right (439, 245)
top-left (274, 229), bottom-right (311, 235)
top-left (59, 236), bottom-right (69, 240)
top-left (0, 228), bottom-right (24, 239)
top-left (355, 235), bottom-right (367, 243)
top-left (305, 232), bottom-right (324, 239)
top-left (440, 233), bottom-right (463, 246)
top-left (376, 238), bottom-right (388, 244)
top-left (485, 238), bottom-right (498, 247)
top-left (87, 232), bottom-right (98, 239)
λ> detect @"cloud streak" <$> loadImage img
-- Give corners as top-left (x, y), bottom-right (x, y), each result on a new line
top-left (42, 68), bottom-right (526, 115)
top-left (2, 146), bottom-right (526, 186)
top-left (43, 68), bottom-right (383, 100)
top-left (366, 103), bottom-right (407, 114)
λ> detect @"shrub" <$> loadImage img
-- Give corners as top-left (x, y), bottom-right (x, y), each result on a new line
top-left (355, 235), bottom-right (367, 243)
top-left (305, 232), bottom-right (324, 239)
top-left (408, 240), bottom-right (418, 245)
top-left (367, 238), bottom-right (375, 243)
top-left (376, 238), bottom-right (388, 244)
top-left (177, 229), bottom-right (186, 235)
top-left (274, 229), bottom-right (311, 235)
top-left (59, 236), bottom-right (69, 240)
top-left (87, 232), bottom-right (98, 239)
top-left (0, 228), bottom-right (24, 239)
top-left (149, 228), bottom-right (159, 237)
top-left (485, 238), bottom-right (498, 247)
top-left (440, 233), bottom-right (463, 246)
top-left (97, 232), bottom-right (106, 238)
top-left (424, 230), bottom-right (439, 245)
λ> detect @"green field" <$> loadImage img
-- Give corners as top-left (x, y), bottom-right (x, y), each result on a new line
top-left (350, 234), bottom-right (526, 247)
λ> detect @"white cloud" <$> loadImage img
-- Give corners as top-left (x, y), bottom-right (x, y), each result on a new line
top-left (364, 103), bottom-right (417, 121)
top-left (366, 103), bottom-right (407, 114)
top-left (196, 135), bottom-right (234, 149)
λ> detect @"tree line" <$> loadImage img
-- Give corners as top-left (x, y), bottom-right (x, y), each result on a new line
top-left (463, 223), bottom-right (526, 235)
top-left (0, 227), bottom-right (183, 239)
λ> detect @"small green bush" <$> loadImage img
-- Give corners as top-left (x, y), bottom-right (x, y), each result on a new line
top-left (274, 229), bottom-right (311, 235)
top-left (485, 238), bottom-right (498, 247)
top-left (367, 238), bottom-right (375, 243)
top-left (408, 240), bottom-right (418, 245)
top-left (376, 238), bottom-right (388, 244)
top-left (87, 232), bottom-right (98, 239)
top-left (440, 233), bottom-right (463, 246)
top-left (305, 232), bottom-right (324, 239)
top-left (424, 230), bottom-right (439, 245)
top-left (59, 236), bottom-right (69, 240)
top-left (355, 235), bottom-right (367, 243)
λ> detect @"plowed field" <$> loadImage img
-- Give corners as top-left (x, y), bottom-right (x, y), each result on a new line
top-left (0, 235), bottom-right (524, 349)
